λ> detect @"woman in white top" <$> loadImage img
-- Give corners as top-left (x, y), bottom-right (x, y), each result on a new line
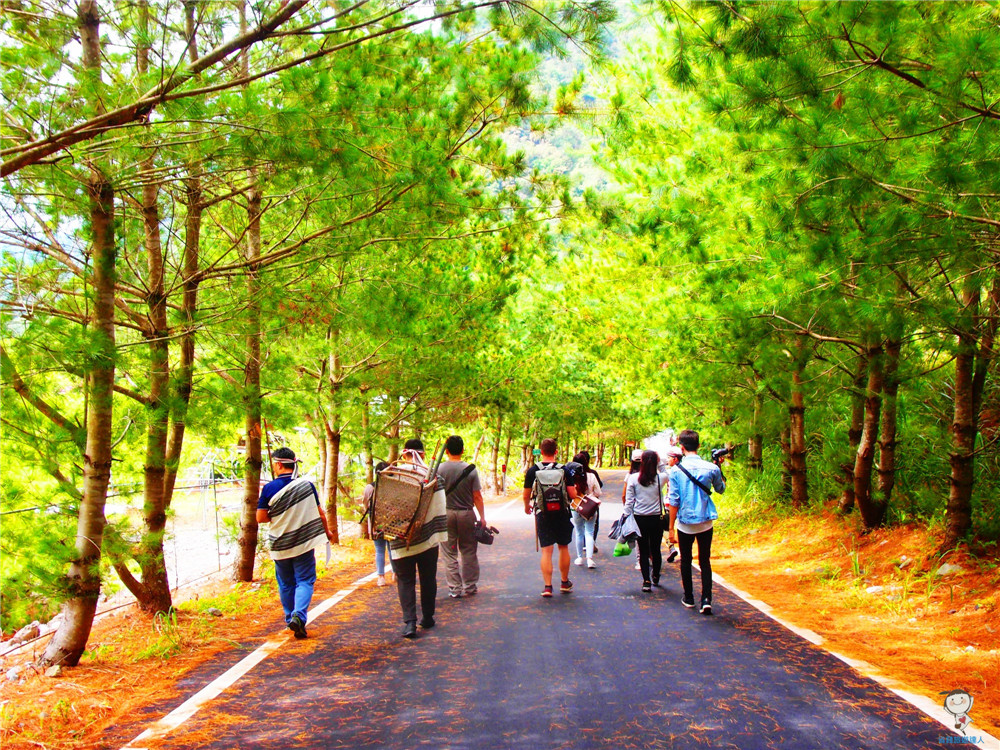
top-left (624, 450), bottom-right (669, 592)
top-left (571, 452), bottom-right (602, 568)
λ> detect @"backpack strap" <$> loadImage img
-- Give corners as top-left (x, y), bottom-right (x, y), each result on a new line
top-left (677, 463), bottom-right (712, 497)
top-left (445, 464), bottom-right (476, 498)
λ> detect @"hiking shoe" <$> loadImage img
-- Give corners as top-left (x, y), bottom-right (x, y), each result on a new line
top-left (642, 581), bottom-right (652, 593)
top-left (587, 558), bottom-right (596, 569)
top-left (700, 600), bottom-right (713, 616)
top-left (402, 621), bottom-right (418, 638)
top-left (541, 585), bottom-right (553, 598)
top-left (574, 557), bottom-right (584, 566)
top-left (560, 580), bottom-right (573, 594)
top-left (666, 546), bottom-right (679, 563)
top-left (419, 616), bottom-right (436, 629)
top-left (289, 615), bottom-right (307, 639)
top-left (681, 596), bottom-right (696, 609)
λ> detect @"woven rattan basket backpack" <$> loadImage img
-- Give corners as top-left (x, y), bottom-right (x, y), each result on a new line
top-left (370, 446), bottom-right (444, 547)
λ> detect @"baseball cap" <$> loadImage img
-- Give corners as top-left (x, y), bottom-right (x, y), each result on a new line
top-left (630, 449), bottom-right (644, 462)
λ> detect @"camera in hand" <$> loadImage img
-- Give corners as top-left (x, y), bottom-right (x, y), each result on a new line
top-left (711, 446), bottom-right (736, 465)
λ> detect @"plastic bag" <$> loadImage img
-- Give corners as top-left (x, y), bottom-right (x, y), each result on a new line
top-left (613, 540), bottom-right (633, 557)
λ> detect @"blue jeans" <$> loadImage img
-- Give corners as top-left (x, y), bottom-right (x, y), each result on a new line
top-left (572, 511), bottom-right (596, 559)
top-left (274, 550), bottom-right (316, 624)
top-left (374, 538), bottom-right (388, 576)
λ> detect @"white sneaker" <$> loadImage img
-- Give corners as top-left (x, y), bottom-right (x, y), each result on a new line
top-left (587, 559), bottom-right (596, 569)
top-left (574, 557), bottom-right (584, 566)
top-left (634, 561), bottom-right (641, 570)
top-left (377, 575), bottom-right (387, 587)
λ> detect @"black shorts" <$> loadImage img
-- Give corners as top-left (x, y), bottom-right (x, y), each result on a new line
top-left (535, 512), bottom-right (573, 548)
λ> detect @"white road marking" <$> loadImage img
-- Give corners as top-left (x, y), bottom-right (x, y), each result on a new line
top-left (710, 570), bottom-right (999, 746)
top-left (120, 571), bottom-right (378, 750)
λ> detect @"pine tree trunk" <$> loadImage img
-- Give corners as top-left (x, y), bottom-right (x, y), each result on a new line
top-left (233, 179), bottom-right (262, 583)
top-left (134, 156), bottom-right (172, 612)
top-left (472, 433), bottom-right (486, 464)
top-left (780, 427), bottom-right (792, 498)
top-left (163, 6), bottom-right (203, 507)
top-left (944, 273), bottom-right (998, 547)
top-left (789, 355), bottom-right (808, 507)
top-left (42, 167), bottom-right (116, 667)
top-left (876, 339), bottom-right (901, 507)
top-left (748, 388), bottom-right (763, 471)
top-left (323, 330), bottom-right (342, 543)
top-left (503, 432), bottom-right (513, 491)
top-left (324, 425), bottom-right (342, 544)
top-left (854, 346), bottom-right (886, 529)
top-left (948, 336), bottom-right (977, 547)
top-left (305, 412), bottom-right (326, 496)
top-left (362, 393), bottom-right (374, 484)
top-left (387, 408), bottom-right (401, 463)
top-left (359, 397), bottom-right (371, 541)
top-left (42, 2), bottom-right (114, 669)
top-left (164, 174), bottom-right (200, 503)
top-left (837, 355), bottom-right (868, 513)
top-left (491, 409), bottom-right (502, 495)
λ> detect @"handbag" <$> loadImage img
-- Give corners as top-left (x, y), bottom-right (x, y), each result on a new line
top-left (657, 475), bottom-right (670, 533)
top-left (576, 494), bottom-right (600, 520)
top-left (474, 521), bottom-right (499, 545)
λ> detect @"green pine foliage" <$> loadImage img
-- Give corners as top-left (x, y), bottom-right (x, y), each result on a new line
top-left (3, 0), bottom-right (998, 640)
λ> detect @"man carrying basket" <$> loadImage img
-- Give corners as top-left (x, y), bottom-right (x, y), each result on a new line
top-left (385, 438), bottom-right (448, 639)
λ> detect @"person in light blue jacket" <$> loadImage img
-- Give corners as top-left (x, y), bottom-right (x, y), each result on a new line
top-left (667, 430), bottom-right (725, 615)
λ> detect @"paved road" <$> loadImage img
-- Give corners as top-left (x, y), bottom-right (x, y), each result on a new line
top-left (118, 470), bottom-right (950, 750)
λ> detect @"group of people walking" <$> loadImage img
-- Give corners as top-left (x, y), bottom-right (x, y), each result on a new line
top-left (254, 428), bottom-right (724, 641)
top-left (525, 430), bottom-right (724, 614)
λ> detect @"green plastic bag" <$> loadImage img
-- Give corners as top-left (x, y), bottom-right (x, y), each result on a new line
top-left (613, 540), bottom-right (632, 557)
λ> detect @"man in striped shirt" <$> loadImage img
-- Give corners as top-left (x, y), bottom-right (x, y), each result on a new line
top-left (256, 447), bottom-right (334, 639)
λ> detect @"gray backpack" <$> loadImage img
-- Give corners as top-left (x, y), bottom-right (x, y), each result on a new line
top-left (532, 463), bottom-right (568, 516)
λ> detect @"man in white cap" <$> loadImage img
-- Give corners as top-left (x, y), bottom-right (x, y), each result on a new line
top-left (256, 447), bottom-right (334, 639)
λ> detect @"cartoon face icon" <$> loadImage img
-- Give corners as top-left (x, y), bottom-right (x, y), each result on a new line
top-left (943, 689), bottom-right (973, 717)
top-left (941, 689), bottom-right (974, 734)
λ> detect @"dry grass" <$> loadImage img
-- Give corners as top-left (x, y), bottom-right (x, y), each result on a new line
top-left (713, 504), bottom-right (1000, 738)
top-left (0, 541), bottom-right (370, 750)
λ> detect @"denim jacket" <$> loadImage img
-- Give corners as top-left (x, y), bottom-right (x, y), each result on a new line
top-left (667, 455), bottom-right (724, 525)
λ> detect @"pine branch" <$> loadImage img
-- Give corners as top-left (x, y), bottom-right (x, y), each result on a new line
top-left (0, 345), bottom-right (85, 449)
top-left (2, 0), bottom-right (314, 176)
